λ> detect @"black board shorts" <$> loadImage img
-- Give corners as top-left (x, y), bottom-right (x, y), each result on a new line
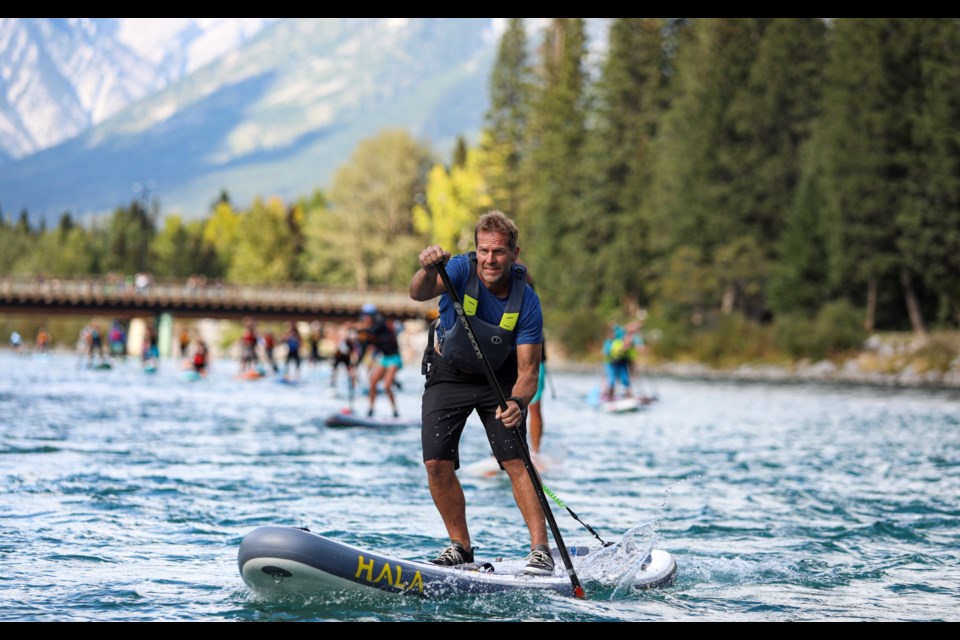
top-left (421, 354), bottom-right (525, 469)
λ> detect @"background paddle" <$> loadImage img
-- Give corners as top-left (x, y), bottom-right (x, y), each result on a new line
top-left (435, 260), bottom-right (586, 599)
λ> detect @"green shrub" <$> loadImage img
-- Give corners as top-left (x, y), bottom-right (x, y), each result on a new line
top-left (644, 315), bottom-right (692, 362)
top-left (772, 301), bottom-right (866, 360)
top-left (544, 307), bottom-right (606, 360)
top-left (813, 300), bottom-right (867, 357)
top-left (911, 333), bottom-right (960, 373)
top-left (773, 313), bottom-right (818, 359)
top-left (690, 313), bottom-right (774, 367)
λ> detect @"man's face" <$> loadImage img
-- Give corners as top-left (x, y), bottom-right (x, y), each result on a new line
top-left (475, 230), bottom-right (519, 292)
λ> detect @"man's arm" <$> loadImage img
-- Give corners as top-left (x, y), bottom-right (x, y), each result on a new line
top-left (409, 245), bottom-right (450, 301)
top-left (498, 342), bottom-right (542, 429)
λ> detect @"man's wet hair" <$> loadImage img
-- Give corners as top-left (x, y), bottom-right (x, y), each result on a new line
top-left (475, 210), bottom-right (519, 250)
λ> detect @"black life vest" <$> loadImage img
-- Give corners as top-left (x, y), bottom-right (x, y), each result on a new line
top-left (361, 315), bottom-right (399, 356)
top-left (437, 252), bottom-right (528, 375)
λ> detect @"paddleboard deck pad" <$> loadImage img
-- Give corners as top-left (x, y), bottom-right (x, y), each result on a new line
top-left (324, 411), bottom-right (420, 429)
top-left (238, 526), bottom-right (677, 599)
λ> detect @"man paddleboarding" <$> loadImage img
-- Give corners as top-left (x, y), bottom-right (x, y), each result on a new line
top-left (409, 210), bottom-right (551, 576)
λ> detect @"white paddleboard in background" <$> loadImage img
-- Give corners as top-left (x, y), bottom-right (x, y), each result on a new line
top-left (462, 451), bottom-right (556, 478)
top-left (586, 386), bottom-right (654, 414)
top-left (601, 396), bottom-right (643, 413)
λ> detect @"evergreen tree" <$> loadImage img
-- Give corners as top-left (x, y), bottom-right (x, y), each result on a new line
top-left (817, 19), bottom-right (925, 332)
top-left (651, 18), bottom-right (772, 323)
top-left (900, 18), bottom-right (960, 328)
top-left (151, 215), bottom-right (218, 280)
top-left (20, 222), bottom-right (96, 277)
top-left (523, 18), bottom-right (590, 319)
top-left (0, 216), bottom-right (24, 274)
top-left (452, 135), bottom-right (468, 169)
top-left (729, 19), bottom-right (827, 255)
top-left (151, 215), bottom-right (191, 279)
top-left (480, 18), bottom-right (531, 224)
top-left (102, 199), bottom-right (157, 274)
top-left (57, 212), bottom-right (75, 237)
top-left (768, 138), bottom-right (832, 316)
top-left (581, 18), bottom-right (669, 315)
top-left (284, 201), bottom-right (307, 282)
top-left (726, 18), bottom-right (828, 319)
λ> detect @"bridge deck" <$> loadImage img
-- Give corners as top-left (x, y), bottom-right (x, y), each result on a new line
top-left (0, 277), bottom-right (435, 322)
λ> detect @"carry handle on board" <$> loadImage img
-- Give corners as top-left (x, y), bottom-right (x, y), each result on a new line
top-left (434, 259), bottom-right (586, 599)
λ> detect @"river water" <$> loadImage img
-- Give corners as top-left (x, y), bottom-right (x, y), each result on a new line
top-left (1, 350), bottom-right (958, 621)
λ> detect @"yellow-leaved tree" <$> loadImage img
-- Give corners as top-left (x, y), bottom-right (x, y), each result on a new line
top-left (413, 142), bottom-right (492, 254)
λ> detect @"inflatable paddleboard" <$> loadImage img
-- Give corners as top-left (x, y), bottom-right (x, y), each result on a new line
top-left (324, 410), bottom-right (420, 429)
top-left (238, 526), bottom-right (677, 599)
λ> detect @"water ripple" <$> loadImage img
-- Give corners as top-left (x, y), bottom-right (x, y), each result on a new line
top-left (1, 353), bottom-right (959, 620)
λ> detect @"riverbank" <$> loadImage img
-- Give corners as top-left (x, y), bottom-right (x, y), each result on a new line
top-left (550, 332), bottom-right (960, 391)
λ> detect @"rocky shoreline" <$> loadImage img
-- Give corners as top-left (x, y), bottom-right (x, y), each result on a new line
top-left (651, 360), bottom-right (960, 390)
top-left (551, 356), bottom-right (960, 391)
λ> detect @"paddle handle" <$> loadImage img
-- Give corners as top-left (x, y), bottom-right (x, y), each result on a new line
top-left (434, 260), bottom-right (585, 599)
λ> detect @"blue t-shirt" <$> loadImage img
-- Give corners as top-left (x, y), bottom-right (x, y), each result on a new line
top-left (438, 253), bottom-right (543, 347)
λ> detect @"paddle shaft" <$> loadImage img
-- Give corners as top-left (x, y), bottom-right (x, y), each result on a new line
top-left (434, 260), bottom-right (585, 599)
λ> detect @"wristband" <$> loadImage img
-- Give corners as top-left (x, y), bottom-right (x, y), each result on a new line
top-left (507, 396), bottom-right (527, 415)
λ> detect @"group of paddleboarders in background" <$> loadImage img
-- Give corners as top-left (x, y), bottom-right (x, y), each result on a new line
top-left (234, 317), bottom-right (327, 381)
top-left (74, 319), bottom-right (161, 372)
top-left (223, 313), bottom-right (408, 415)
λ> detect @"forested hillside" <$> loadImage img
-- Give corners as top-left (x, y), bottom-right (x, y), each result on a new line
top-left (3, 19), bottom-right (958, 366)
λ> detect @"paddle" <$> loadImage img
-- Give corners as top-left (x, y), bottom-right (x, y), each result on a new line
top-left (545, 364), bottom-right (557, 400)
top-left (434, 260), bottom-right (586, 599)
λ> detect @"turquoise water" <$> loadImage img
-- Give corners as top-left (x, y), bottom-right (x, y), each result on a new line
top-left (1, 351), bottom-right (958, 621)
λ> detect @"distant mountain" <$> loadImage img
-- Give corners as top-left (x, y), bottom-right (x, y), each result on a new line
top-left (0, 18), bottom-right (610, 224)
top-left (0, 18), bottom-right (275, 162)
